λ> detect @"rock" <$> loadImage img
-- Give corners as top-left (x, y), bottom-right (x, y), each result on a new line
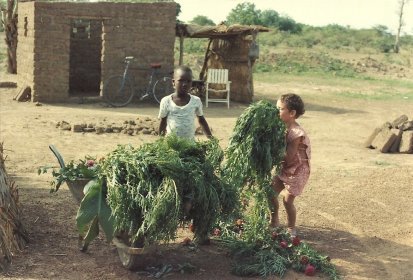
top-left (95, 127), bottom-right (105, 134)
top-left (60, 121), bottom-right (71, 131)
top-left (400, 121), bottom-right (413, 131)
top-left (399, 131), bottom-right (413, 153)
top-left (391, 115), bottom-right (408, 129)
top-left (83, 127), bottom-right (95, 133)
top-left (371, 127), bottom-right (397, 153)
top-left (141, 128), bottom-right (151, 134)
top-left (389, 129), bottom-right (403, 153)
top-left (73, 124), bottom-right (84, 132)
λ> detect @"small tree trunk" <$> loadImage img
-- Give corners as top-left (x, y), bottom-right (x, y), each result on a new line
top-left (394, 0), bottom-right (409, 53)
top-left (1, 0), bottom-right (18, 73)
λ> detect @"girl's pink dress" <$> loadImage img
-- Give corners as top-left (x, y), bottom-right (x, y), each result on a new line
top-left (278, 124), bottom-right (311, 196)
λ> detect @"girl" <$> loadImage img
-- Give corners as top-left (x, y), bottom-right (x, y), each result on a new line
top-left (270, 93), bottom-right (311, 238)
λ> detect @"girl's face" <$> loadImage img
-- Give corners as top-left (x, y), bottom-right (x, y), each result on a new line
top-left (276, 99), bottom-right (296, 123)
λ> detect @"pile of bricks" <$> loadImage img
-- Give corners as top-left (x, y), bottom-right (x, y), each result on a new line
top-left (365, 115), bottom-right (413, 153)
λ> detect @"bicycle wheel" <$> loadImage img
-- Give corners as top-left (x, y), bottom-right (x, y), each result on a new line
top-left (103, 75), bottom-right (134, 107)
top-left (153, 77), bottom-right (173, 104)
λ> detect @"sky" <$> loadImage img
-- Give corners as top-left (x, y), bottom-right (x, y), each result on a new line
top-left (175, 0), bottom-right (413, 35)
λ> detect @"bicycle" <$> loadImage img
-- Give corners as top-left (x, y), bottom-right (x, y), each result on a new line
top-left (102, 56), bottom-right (174, 107)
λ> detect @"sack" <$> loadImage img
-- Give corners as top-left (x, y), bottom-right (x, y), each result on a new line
top-left (248, 41), bottom-right (260, 59)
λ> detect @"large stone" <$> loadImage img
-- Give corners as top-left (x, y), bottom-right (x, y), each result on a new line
top-left (400, 121), bottom-right (413, 131)
top-left (365, 122), bottom-right (391, 149)
top-left (389, 129), bottom-right (403, 153)
top-left (399, 131), bottom-right (413, 153)
top-left (391, 114), bottom-right (408, 129)
top-left (371, 127), bottom-right (397, 153)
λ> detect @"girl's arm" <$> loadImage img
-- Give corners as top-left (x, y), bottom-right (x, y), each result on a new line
top-left (284, 136), bottom-right (302, 167)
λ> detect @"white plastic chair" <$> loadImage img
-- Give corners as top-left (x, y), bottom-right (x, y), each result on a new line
top-left (205, 69), bottom-right (231, 109)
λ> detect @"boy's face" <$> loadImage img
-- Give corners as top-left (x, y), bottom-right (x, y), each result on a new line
top-left (173, 69), bottom-right (192, 95)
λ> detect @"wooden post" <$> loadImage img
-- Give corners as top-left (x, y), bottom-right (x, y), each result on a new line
top-left (179, 33), bottom-right (184, 66)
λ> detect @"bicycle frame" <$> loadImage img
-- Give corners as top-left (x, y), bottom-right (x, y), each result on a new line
top-left (103, 56), bottom-right (173, 107)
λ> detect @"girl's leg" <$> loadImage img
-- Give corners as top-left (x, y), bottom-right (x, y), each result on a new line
top-left (283, 192), bottom-right (297, 236)
top-left (269, 177), bottom-right (285, 227)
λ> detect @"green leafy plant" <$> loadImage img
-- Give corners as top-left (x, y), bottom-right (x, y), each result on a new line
top-left (38, 157), bottom-right (100, 192)
top-left (76, 179), bottom-right (115, 252)
top-left (103, 135), bottom-right (237, 246)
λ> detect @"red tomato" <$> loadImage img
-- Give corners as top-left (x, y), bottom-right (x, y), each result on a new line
top-left (305, 264), bottom-right (316, 276)
top-left (292, 236), bottom-right (300, 246)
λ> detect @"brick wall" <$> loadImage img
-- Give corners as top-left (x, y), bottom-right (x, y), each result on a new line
top-left (16, 2), bottom-right (35, 100)
top-left (17, 2), bottom-right (176, 102)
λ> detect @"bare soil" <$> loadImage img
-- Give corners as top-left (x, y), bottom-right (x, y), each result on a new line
top-left (0, 73), bottom-right (412, 280)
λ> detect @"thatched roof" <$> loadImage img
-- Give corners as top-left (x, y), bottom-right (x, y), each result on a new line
top-left (176, 23), bottom-right (270, 38)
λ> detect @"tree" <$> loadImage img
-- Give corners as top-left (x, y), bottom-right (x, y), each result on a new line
top-left (190, 15), bottom-right (215, 26)
top-left (277, 17), bottom-right (302, 34)
top-left (394, 0), bottom-right (410, 53)
top-left (0, 0), bottom-right (18, 74)
top-left (226, 2), bottom-right (261, 25)
top-left (260, 9), bottom-right (279, 27)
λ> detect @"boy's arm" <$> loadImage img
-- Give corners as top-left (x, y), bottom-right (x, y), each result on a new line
top-left (197, 116), bottom-right (212, 138)
top-left (159, 117), bottom-right (167, 136)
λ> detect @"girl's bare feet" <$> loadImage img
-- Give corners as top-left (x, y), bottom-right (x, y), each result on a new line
top-left (287, 227), bottom-right (297, 238)
top-left (270, 212), bottom-right (280, 228)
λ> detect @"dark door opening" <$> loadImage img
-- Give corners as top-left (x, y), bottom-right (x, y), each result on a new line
top-left (69, 19), bottom-right (102, 97)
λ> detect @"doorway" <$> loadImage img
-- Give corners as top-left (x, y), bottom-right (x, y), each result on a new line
top-left (69, 19), bottom-right (102, 97)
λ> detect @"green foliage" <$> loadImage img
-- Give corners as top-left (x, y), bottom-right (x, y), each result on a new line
top-left (217, 228), bottom-right (340, 279)
top-left (260, 9), bottom-right (279, 27)
top-left (226, 2), bottom-right (262, 25)
top-left (224, 100), bottom-right (285, 189)
top-left (76, 179), bottom-right (115, 251)
top-left (190, 15), bottom-right (215, 26)
top-left (38, 157), bottom-right (99, 192)
top-left (103, 135), bottom-right (237, 245)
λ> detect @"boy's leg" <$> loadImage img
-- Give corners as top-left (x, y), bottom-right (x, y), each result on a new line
top-left (283, 192), bottom-right (297, 236)
top-left (270, 177), bottom-right (285, 227)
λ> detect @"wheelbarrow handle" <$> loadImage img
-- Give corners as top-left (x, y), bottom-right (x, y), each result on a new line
top-left (49, 144), bottom-right (65, 168)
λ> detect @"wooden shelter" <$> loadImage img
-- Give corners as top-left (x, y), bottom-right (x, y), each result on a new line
top-left (176, 23), bottom-right (269, 103)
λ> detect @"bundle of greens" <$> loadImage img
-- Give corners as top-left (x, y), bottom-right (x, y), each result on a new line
top-left (102, 134), bottom-right (237, 245)
top-left (223, 100), bottom-right (286, 241)
top-left (217, 228), bottom-right (339, 279)
top-left (224, 99), bottom-right (286, 189)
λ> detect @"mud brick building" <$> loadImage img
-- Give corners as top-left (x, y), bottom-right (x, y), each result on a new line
top-left (17, 1), bottom-right (176, 102)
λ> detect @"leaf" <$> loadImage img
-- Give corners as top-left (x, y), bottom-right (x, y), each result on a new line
top-left (80, 217), bottom-right (99, 252)
top-left (76, 179), bottom-right (114, 246)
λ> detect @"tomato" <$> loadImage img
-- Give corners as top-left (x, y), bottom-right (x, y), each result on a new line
top-left (292, 236), bottom-right (300, 246)
top-left (279, 240), bottom-right (288, 248)
top-left (271, 231), bottom-right (278, 241)
top-left (304, 264), bottom-right (316, 276)
top-left (213, 228), bottom-right (221, 236)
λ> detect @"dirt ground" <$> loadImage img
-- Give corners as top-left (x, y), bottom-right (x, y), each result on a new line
top-left (0, 73), bottom-right (412, 280)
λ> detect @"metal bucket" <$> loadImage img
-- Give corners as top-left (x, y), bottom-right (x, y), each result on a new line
top-left (66, 178), bottom-right (89, 203)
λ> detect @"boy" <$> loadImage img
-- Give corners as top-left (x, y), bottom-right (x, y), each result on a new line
top-left (158, 66), bottom-right (212, 139)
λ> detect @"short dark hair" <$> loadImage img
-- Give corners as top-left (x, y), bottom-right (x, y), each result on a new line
top-left (174, 65), bottom-right (193, 78)
top-left (280, 93), bottom-right (305, 118)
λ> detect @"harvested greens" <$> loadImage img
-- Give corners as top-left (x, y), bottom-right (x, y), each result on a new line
top-left (102, 135), bottom-right (237, 245)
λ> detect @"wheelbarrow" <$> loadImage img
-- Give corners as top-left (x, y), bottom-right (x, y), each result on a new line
top-left (50, 145), bottom-right (156, 270)
top-left (49, 144), bottom-right (89, 203)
